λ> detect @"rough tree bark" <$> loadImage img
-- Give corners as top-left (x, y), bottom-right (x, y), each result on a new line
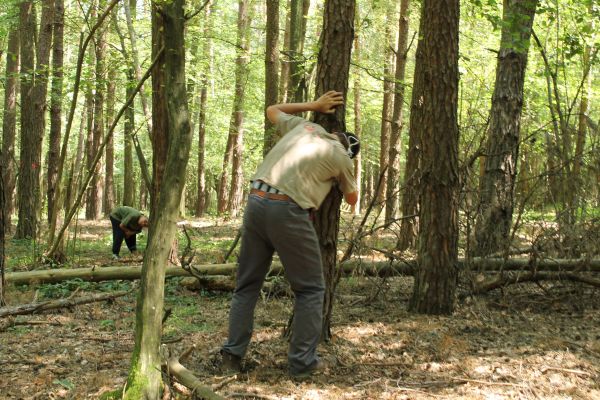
top-left (104, 63), bottom-right (117, 213)
top-left (47, 0), bottom-right (64, 225)
top-left (123, 0), bottom-right (192, 398)
top-left (312, 0), bottom-right (355, 341)
top-left (408, 0), bottom-right (460, 314)
top-left (225, 0), bottom-right (252, 217)
top-left (16, 0), bottom-right (54, 239)
top-left (377, 18), bottom-right (395, 207)
top-left (474, 0), bottom-right (538, 256)
top-left (195, 2), bottom-right (213, 216)
top-left (352, 10), bottom-right (362, 214)
top-left (2, 28), bottom-right (19, 233)
top-left (263, 0), bottom-right (280, 155)
top-left (385, 0), bottom-right (411, 225)
top-left (86, 0), bottom-right (108, 220)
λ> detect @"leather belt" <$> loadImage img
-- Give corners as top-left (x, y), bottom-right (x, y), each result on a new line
top-left (250, 188), bottom-right (293, 202)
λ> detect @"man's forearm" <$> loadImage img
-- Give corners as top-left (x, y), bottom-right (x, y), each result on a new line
top-left (266, 91), bottom-right (344, 124)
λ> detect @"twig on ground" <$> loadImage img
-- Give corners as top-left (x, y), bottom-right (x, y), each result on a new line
top-left (540, 366), bottom-right (592, 377)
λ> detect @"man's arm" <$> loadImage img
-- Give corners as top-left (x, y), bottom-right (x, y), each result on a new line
top-left (344, 191), bottom-right (358, 206)
top-left (266, 90), bottom-right (344, 124)
top-left (119, 223), bottom-right (137, 238)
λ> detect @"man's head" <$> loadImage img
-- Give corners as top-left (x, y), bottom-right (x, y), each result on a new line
top-left (139, 215), bottom-right (149, 228)
top-left (333, 132), bottom-right (361, 159)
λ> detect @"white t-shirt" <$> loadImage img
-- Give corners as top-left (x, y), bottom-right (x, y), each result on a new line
top-left (251, 113), bottom-right (357, 210)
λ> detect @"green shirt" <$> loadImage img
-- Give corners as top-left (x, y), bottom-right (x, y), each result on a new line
top-left (110, 206), bottom-right (143, 233)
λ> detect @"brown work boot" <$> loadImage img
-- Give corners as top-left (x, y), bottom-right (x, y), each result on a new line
top-left (218, 350), bottom-right (242, 373)
top-left (290, 358), bottom-right (330, 380)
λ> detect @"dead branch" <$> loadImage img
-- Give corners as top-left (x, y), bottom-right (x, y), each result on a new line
top-left (166, 347), bottom-right (225, 400)
top-left (0, 290), bottom-right (130, 318)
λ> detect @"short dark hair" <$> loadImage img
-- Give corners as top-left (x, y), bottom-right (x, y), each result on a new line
top-left (334, 132), bottom-right (360, 159)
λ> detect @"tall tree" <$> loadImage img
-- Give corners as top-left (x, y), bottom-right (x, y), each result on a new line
top-left (16, 0), bottom-right (54, 239)
top-left (377, 18), bottom-right (395, 207)
top-left (312, 0), bottom-right (355, 341)
top-left (409, 0), bottom-right (460, 314)
top-left (0, 161), bottom-right (5, 306)
top-left (123, 0), bottom-right (192, 397)
top-left (474, 0), bottom-right (538, 256)
top-left (286, 0), bottom-right (310, 102)
top-left (263, 0), bottom-right (280, 155)
top-left (150, 0), bottom-right (169, 217)
top-left (47, 0), bottom-right (64, 224)
top-left (195, 2), bottom-right (214, 216)
top-left (397, 0), bottom-right (420, 251)
top-left (227, 0), bottom-right (252, 217)
top-left (385, 0), bottom-right (411, 224)
top-left (1, 28), bottom-right (19, 233)
top-left (104, 63), bottom-right (117, 213)
top-left (352, 8), bottom-right (362, 214)
top-left (86, 0), bottom-right (108, 219)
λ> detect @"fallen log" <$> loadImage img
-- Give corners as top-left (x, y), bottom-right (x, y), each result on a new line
top-left (472, 271), bottom-right (600, 295)
top-left (5, 258), bottom-right (600, 286)
top-left (0, 290), bottom-right (130, 318)
top-left (5, 260), bottom-right (413, 286)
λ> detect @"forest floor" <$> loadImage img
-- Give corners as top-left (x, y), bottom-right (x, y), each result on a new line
top-left (1, 217), bottom-right (600, 399)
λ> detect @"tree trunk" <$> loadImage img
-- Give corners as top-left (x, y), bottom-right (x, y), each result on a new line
top-left (16, 0), bottom-right (54, 239)
top-left (312, 0), bottom-right (355, 341)
top-left (1, 28), bottom-right (19, 233)
top-left (124, 1), bottom-right (192, 398)
top-left (47, 0), bottom-right (64, 225)
top-left (0, 160), bottom-right (5, 306)
top-left (150, 1), bottom-right (169, 216)
top-left (385, 0), bottom-right (410, 225)
top-left (123, 69), bottom-right (135, 207)
top-left (397, 0), bottom-right (419, 251)
top-left (474, 0), bottom-right (538, 256)
top-left (286, 0), bottom-right (310, 103)
top-left (279, 1), bottom-right (291, 103)
top-left (104, 63), bottom-right (117, 214)
top-left (123, 0), bottom-right (153, 138)
top-left (352, 11), bottom-right (362, 215)
top-left (409, 0), bottom-right (460, 315)
top-left (86, 0), bottom-right (107, 220)
top-left (376, 15), bottom-right (396, 207)
top-left (224, 0), bottom-right (252, 217)
top-left (84, 35), bottom-right (96, 219)
top-left (263, 0), bottom-right (280, 155)
top-left (195, 4), bottom-right (213, 217)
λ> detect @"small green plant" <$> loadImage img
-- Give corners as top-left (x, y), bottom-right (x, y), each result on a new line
top-left (100, 319), bottom-right (116, 331)
top-left (38, 279), bottom-right (93, 299)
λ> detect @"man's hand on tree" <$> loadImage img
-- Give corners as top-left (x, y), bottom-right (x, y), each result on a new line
top-left (314, 91), bottom-right (344, 114)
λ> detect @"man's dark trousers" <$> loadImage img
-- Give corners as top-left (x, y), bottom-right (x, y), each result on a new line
top-left (222, 194), bottom-right (325, 375)
top-left (110, 216), bottom-right (137, 256)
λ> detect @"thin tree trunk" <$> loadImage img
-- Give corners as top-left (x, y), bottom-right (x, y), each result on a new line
top-left (263, 0), bottom-right (280, 155)
top-left (150, 1), bottom-right (168, 216)
top-left (195, 3), bottom-right (213, 216)
top-left (312, 0), bottom-right (355, 342)
top-left (123, 68), bottom-right (135, 207)
top-left (16, 0), bottom-right (54, 239)
top-left (1, 28), bottom-right (19, 233)
top-left (47, 0), bottom-right (64, 225)
top-left (287, 0), bottom-right (309, 103)
top-left (123, 0), bottom-right (153, 137)
top-left (86, 0), bottom-right (107, 220)
top-left (104, 63), bottom-right (116, 214)
top-left (377, 16), bottom-right (395, 206)
top-left (409, 0), bottom-right (460, 315)
top-left (279, 1), bottom-right (291, 103)
top-left (124, 0), bottom-right (192, 397)
top-left (474, 0), bottom-right (538, 256)
top-left (0, 159), bottom-right (5, 306)
top-left (227, 0), bottom-right (252, 217)
top-left (385, 0), bottom-right (410, 225)
top-left (352, 11), bottom-right (362, 215)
